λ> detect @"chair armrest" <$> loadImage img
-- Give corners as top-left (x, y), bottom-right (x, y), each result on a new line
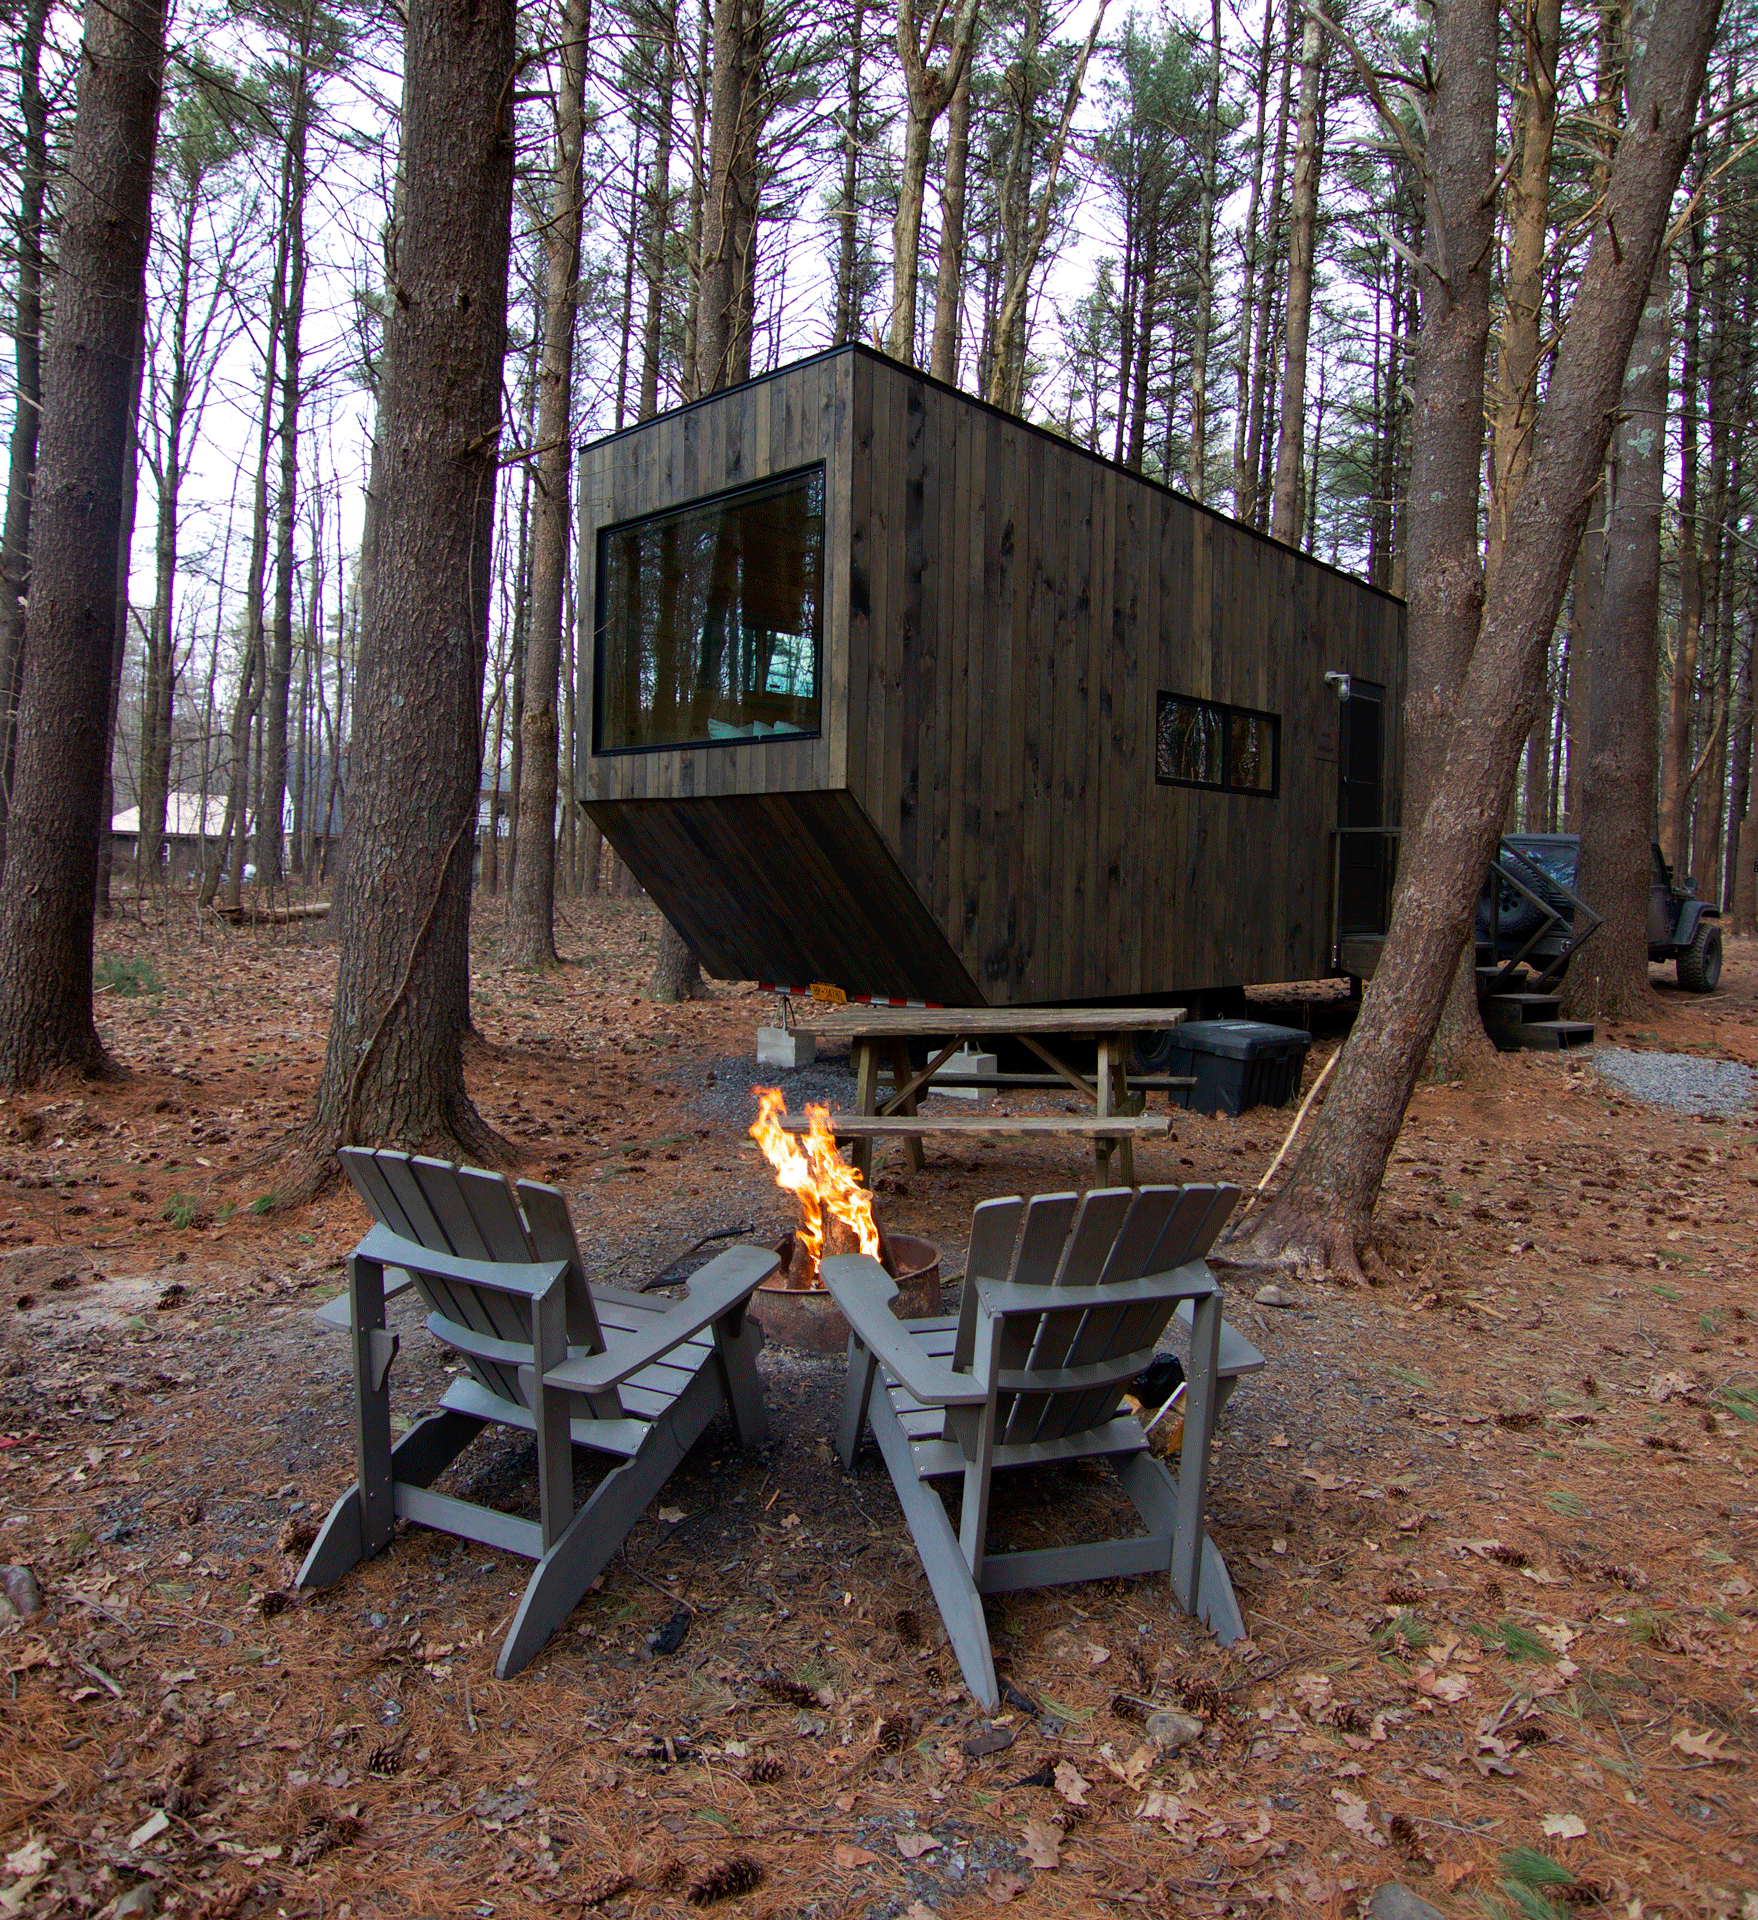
top-left (356, 1224), bottom-right (569, 1301)
top-left (820, 1255), bottom-right (990, 1408)
top-left (1173, 1298), bottom-right (1266, 1378)
top-left (543, 1246), bottom-right (778, 1393)
top-left (313, 1268), bottom-right (416, 1331)
top-left (974, 1261), bottom-right (1218, 1322)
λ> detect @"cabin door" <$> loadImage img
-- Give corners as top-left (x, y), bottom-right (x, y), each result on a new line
top-left (1336, 679), bottom-right (1386, 936)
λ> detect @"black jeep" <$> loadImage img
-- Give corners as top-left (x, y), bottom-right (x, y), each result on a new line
top-left (1648, 843), bottom-right (1722, 991)
top-left (1477, 834), bottom-right (1722, 993)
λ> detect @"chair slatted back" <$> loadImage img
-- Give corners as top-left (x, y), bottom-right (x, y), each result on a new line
top-left (339, 1148), bottom-right (604, 1408)
top-left (952, 1184), bottom-right (1237, 1450)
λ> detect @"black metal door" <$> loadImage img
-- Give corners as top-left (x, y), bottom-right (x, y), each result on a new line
top-left (1337, 680), bottom-right (1385, 935)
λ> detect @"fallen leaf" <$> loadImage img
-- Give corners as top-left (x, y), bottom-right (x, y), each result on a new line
top-left (833, 1843), bottom-right (880, 1869)
top-left (903, 1905), bottom-right (938, 1920)
top-left (1648, 1370), bottom-right (1695, 1403)
top-left (1293, 1672), bottom-right (1333, 1713)
top-left (1269, 1429), bottom-right (1290, 1448)
top-left (1436, 1859), bottom-right (1472, 1890)
top-left (1019, 1819), bottom-right (1062, 1870)
top-left (1671, 1726), bottom-right (1730, 1762)
top-left (963, 1724), bottom-right (1016, 1759)
top-left (127, 1810), bottom-right (170, 1849)
top-left (896, 1832), bottom-right (940, 1860)
top-left (985, 1870), bottom-right (1028, 1905)
top-left (655, 1506), bottom-right (686, 1524)
top-left (1101, 1743), bottom-right (1155, 1788)
top-left (1301, 1468), bottom-right (1354, 1492)
top-left (1330, 1789), bottom-right (1386, 1849)
top-left (1052, 1761), bottom-right (1089, 1807)
top-left (1541, 1813), bottom-right (1587, 1839)
top-left (1534, 1622), bottom-right (1577, 1655)
top-left (1415, 1668), bottom-right (1472, 1704)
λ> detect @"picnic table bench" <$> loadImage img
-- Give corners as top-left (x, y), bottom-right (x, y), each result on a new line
top-left (789, 1004), bottom-right (1190, 1185)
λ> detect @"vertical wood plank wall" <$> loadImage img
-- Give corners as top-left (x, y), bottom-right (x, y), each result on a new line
top-left (577, 346), bottom-right (1406, 1006)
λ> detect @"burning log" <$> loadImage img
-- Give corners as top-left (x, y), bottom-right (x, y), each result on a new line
top-left (749, 1088), bottom-right (884, 1291)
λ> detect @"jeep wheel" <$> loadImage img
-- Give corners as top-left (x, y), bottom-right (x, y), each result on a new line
top-left (1677, 922), bottom-right (1723, 992)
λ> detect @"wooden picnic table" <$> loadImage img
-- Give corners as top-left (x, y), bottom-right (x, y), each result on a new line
top-left (791, 1004), bottom-right (1190, 1185)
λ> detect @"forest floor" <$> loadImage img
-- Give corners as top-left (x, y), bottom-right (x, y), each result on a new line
top-left (0, 894), bottom-right (1755, 1920)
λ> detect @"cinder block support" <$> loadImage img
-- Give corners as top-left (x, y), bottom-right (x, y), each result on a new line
top-left (756, 1026), bottom-right (816, 1069)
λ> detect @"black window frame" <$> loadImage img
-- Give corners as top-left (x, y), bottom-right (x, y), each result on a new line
top-left (592, 461), bottom-right (827, 758)
top-left (1155, 691), bottom-right (1281, 799)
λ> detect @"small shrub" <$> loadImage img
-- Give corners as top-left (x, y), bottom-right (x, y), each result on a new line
top-left (95, 955), bottom-right (161, 999)
top-left (163, 1193), bottom-right (200, 1229)
top-left (248, 1192), bottom-right (277, 1215)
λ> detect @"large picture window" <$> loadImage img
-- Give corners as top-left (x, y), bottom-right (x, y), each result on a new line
top-left (595, 465), bottom-right (825, 754)
top-left (1156, 692), bottom-right (1279, 797)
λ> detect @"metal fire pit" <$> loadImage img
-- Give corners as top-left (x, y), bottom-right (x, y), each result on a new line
top-left (750, 1231), bottom-right (942, 1354)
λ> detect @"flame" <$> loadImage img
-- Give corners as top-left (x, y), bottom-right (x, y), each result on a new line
top-left (749, 1086), bottom-right (881, 1286)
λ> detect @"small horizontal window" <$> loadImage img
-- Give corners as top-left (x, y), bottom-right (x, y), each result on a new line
top-left (1156, 692), bottom-right (1279, 797)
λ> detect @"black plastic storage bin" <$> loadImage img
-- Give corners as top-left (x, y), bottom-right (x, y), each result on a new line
top-left (1165, 1020), bottom-right (1314, 1116)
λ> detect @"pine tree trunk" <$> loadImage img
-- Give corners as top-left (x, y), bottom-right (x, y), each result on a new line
top-left (1656, 190), bottom-right (1702, 869)
top-left (697, 0), bottom-right (760, 392)
top-left (928, 56), bottom-right (972, 385)
top-left (889, 0), bottom-right (978, 365)
top-left (1268, 6), bottom-right (1322, 547)
top-left (293, 0), bottom-right (516, 1182)
top-left (0, 0), bottom-right (48, 888)
top-left (1240, 0), bottom-right (1294, 529)
top-left (257, 55), bottom-right (311, 887)
top-left (1187, 0), bottom-right (1222, 502)
top-left (639, 2), bottom-right (676, 417)
top-left (832, 0), bottom-right (866, 347)
top-left (95, 344), bottom-right (143, 920)
top-left (0, 0), bottom-right (165, 1087)
top-left (1231, 0), bottom-right (1274, 520)
top-left (508, 0), bottom-right (589, 968)
top-left (1563, 256), bottom-right (1670, 1023)
top-left (1224, 0), bottom-right (1716, 1284)
top-left (1394, 0), bottom-right (1498, 1082)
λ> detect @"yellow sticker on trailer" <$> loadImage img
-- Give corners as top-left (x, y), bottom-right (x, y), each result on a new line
top-left (809, 982), bottom-right (847, 1005)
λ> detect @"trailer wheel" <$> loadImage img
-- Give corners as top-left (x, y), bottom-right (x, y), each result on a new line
top-left (1677, 922), bottom-right (1722, 992)
top-left (1131, 1028), bottom-right (1181, 1075)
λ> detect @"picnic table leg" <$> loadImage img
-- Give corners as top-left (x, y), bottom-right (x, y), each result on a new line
top-left (851, 1041), bottom-right (877, 1182)
top-left (889, 1039), bottom-right (926, 1172)
top-left (1111, 1033), bottom-right (1136, 1186)
top-left (1093, 1034), bottom-right (1119, 1184)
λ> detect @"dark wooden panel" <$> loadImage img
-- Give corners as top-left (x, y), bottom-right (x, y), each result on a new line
top-left (586, 791), bottom-right (984, 1005)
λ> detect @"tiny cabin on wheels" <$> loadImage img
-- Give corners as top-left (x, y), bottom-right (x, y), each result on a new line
top-left (575, 345), bottom-right (1405, 1009)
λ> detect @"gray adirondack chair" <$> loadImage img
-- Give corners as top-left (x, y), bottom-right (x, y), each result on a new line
top-left (824, 1183), bottom-right (1243, 1712)
top-left (299, 1148), bottom-right (775, 1678)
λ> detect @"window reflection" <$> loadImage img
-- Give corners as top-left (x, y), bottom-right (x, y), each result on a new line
top-left (1157, 696), bottom-right (1224, 787)
top-left (1156, 691), bottom-right (1279, 797)
top-left (596, 467), bottom-right (824, 753)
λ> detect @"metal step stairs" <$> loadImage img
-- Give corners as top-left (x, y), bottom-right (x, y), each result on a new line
top-left (1477, 971), bottom-right (1596, 1052)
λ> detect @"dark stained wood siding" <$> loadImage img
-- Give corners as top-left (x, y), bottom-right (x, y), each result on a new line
top-left (576, 345), bottom-right (1405, 1007)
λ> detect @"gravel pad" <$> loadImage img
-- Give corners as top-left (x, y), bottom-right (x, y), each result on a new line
top-left (1592, 1046), bottom-right (1755, 1115)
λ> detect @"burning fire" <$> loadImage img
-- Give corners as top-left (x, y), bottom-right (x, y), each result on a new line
top-left (749, 1087), bottom-right (881, 1288)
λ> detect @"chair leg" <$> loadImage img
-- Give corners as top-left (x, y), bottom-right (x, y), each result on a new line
top-left (713, 1311), bottom-right (769, 1449)
top-left (298, 1410), bottom-right (484, 1592)
top-left (865, 1389), bottom-right (998, 1713)
top-left (1114, 1449), bottom-right (1245, 1646)
top-left (837, 1336), bottom-right (879, 1470)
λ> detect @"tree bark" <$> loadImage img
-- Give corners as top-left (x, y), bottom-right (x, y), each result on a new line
top-left (0, 0), bottom-right (49, 887)
top-left (1564, 256), bottom-right (1669, 1023)
top-left (831, 0), bottom-right (866, 347)
top-left (1240, 0), bottom-right (1294, 529)
top-left (95, 343), bottom-right (144, 920)
top-left (889, 0), bottom-right (979, 364)
top-left (257, 37), bottom-right (313, 888)
top-left (928, 53), bottom-right (972, 385)
top-left (1656, 185), bottom-right (1703, 868)
top-left (1485, 0), bottom-right (1562, 593)
top-left (508, 0), bottom-right (590, 968)
top-left (1231, 0), bottom-right (1275, 520)
top-left (638, 0), bottom-right (676, 418)
top-left (1187, 0), bottom-right (1222, 503)
top-left (1268, 5), bottom-right (1322, 547)
top-left (696, 0), bottom-right (761, 392)
top-left (1224, 0), bottom-right (1719, 1284)
top-left (292, 0), bottom-right (516, 1182)
top-left (0, 0), bottom-right (166, 1087)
